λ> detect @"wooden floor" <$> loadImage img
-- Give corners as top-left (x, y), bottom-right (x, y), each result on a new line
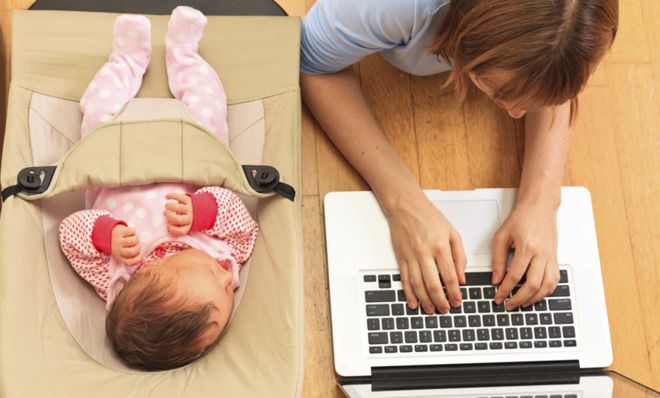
top-left (2, 0), bottom-right (659, 396)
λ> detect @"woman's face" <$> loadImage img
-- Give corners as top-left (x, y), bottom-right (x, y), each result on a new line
top-left (468, 70), bottom-right (528, 119)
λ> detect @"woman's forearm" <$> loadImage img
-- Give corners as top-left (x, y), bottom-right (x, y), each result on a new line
top-left (300, 69), bottom-right (423, 212)
top-left (518, 101), bottom-right (572, 210)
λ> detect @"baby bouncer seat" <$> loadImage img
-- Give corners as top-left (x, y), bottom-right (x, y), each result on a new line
top-left (0, 8), bottom-right (303, 398)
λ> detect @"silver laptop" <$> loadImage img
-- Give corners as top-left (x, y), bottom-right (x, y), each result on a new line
top-left (324, 187), bottom-right (613, 396)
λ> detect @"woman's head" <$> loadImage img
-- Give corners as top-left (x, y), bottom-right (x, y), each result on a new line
top-left (106, 249), bottom-right (235, 371)
top-left (431, 0), bottom-right (618, 119)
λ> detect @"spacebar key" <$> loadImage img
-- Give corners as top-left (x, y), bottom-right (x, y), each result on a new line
top-left (365, 290), bottom-right (396, 302)
top-left (464, 272), bottom-right (492, 286)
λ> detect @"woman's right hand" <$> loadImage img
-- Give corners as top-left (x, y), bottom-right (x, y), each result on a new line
top-left (384, 191), bottom-right (467, 314)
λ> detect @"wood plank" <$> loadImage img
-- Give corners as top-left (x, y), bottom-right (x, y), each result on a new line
top-left (564, 84), bottom-right (655, 387)
top-left (640, 0), bottom-right (660, 112)
top-left (301, 105), bottom-right (320, 196)
top-left (301, 195), bottom-right (343, 398)
top-left (607, 0), bottom-right (650, 64)
top-left (606, 63), bottom-right (660, 390)
top-left (462, 88), bottom-right (521, 188)
top-left (411, 73), bottom-right (472, 190)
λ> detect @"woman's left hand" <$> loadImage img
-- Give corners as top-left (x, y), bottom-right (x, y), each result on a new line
top-left (491, 202), bottom-right (560, 310)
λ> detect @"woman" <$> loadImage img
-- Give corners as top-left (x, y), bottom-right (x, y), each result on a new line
top-left (301, 0), bottom-right (618, 315)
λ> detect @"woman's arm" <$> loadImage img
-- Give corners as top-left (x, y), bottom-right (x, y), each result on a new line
top-left (302, 69), bottom-right (466, 314)
top-left (492, 101), bottom-right (571, 309)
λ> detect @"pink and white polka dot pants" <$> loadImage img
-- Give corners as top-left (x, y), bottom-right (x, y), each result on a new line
top-left (79, 6), bottom-right (229, 143)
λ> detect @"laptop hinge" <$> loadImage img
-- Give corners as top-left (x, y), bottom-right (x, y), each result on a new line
top-left (371, 360), bottom-right (580, 391)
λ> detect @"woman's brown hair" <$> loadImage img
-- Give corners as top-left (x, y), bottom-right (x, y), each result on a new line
top-left (430, 0), bottom-right (618, 120)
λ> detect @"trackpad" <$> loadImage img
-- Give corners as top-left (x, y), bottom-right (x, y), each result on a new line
top-left (432, 200), bottom-right (500, 255)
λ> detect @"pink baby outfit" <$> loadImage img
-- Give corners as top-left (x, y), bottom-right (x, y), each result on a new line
top-left (59, 7), bottom-right (257, 310)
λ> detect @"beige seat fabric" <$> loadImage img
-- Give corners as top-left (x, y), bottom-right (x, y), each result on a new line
top-left (0, 10), bottom-right (302, 398)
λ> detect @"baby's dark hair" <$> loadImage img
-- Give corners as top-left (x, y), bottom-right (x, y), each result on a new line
top-left (106, 270), bottom-right (220, 371)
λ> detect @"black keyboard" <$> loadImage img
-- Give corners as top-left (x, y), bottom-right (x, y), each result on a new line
top-left (364, 270), bottom-right (577, 355)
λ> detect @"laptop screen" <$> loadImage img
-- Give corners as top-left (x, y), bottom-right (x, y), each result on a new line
top-left (339, 371), bottom-right (658, 398)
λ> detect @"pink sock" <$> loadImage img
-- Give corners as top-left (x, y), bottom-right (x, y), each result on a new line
top-left (166, 6), bottom-right (229, 143)
top-left (80, 15), bottom-right (151, 136)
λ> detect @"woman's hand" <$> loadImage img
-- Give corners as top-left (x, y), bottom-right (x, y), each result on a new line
top-left (385, 192), bottom-right (467, 314)
top-left (111, 225), bottom-right (142, 266)
top-left (164, 193), bottom-right (193, 236)
top-left (492, 202), bottom-right (560, 310)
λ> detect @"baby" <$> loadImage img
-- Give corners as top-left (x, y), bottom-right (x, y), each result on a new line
top-left (58, 7), bottom-right (257, 370)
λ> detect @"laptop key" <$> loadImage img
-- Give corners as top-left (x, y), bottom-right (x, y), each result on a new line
top-left (520, 341), bottom-right (533, 349)
top-left (462, 329), bottom-right (476, 341)
top-left (554, 312), bottom-right (574, 324)
top-left (469, 288), bottom-right (482, 299)
top-left (367, 319), bottom-right (380, 330)
top-left (363, 275), bottom-right (376, 282)
top-left (378, 274), bottom-right (391, 283)
top-left (425, 316), bottom-right (438, 329)
top-left (406, 305), bottom-right (419, 315)
top-left (562, 326), bottom-right (576, 338)
top-left (460, 343), bottom-right (473, 351)
top-left (505, 342), bottom-right (518, 349)
top-left (540, 313), bottom-right (553, 325)
top-left (475, 343), bottom-right (488, 350)
top-left (549, 327), bottom-right (561, 338)
top-left (478, 301), bottom-right (491, 313)
top-left (492, 302), bottom-right (505, 312)
top-left (399, 345), bottom-right (413, 353)
top-left (396, 318), bottom-right (409, 329)
top-left (483, 287), bottom-right (496, 299)
top-left (460, 288), bottom-right (468, 300)
top-left (382, 318), bottom-right (395, 330)
top-left (404, 331), bottom-right (417, 343)
top-left (512, 314), bottom-right (524, 325)
top-left (369, 346), bottom-right (383, 354)
top-left (550, 285), bottom-right (570, 297)
top-left (549, 340), bottom-right (562, 347)
top-left (445, 344), bottom-right (458, 351)
top-left (419, 331), bottom-right (432, 343)
top-left (549, 299), bottom-right (572, 311)
top-left (433, 330), bottom-right (447, 342)
top-left (469, 315), bottom-right (481, 327)
top-left (534, 341), bottom-right (548, 348)
top-left (489, 342), bottom-right (503, 349)
top-left (430, 344), bottom-right (443, 352)
top-left (463, 301), bottom-right (476, 313)
top-left (449, 330), bottom-right (461, 342)
top-left (454, 316), bottom-right (467, 328)
top-left (449, 305), bottom-right (462, 314)
top-left (392, 274), bottom-right (401, 282)
top-left (491, 328), bottom-right (504, 341)
top-left (411, 317), bottom-right (424, 329)
top-left (505, 328), bottom-right (518, 340)
top-left (384, 345), bottom-right (397, 353)
top-left (365, 290), bottom-right (396, 303)
top-left (525, 313), bottom-right (539, 325)
top-left (534, 327), bottom-right (547, 339)
top-left (564, 340), bottom-right (577, 347)
top-left (366, 305), bottom-right (389, 317)
top-left (559, 270), bottom-right (568, 283)
top-left (497, 314), bottom-right (510, 326)
top-left (391, 303), bottom-right (404, 316)
top-left (477, 329), bottom-right (490, 341)
top-left (534, 300), bottom-right (547, 311)
top-left (520, 327), bottom-right (533, 340)
top-left (397, 290), bottom-right (406, 302)
top-left (390, 332), bottom-right (403, 344)
top-left (439, 316), bottom-right (453, 328)
top-left (465, 272), bottom-right (492, 285)
top-left (483, 315), bottom-right (496, 327)
top-left (414, 345), bottom-right (428, 352)
top-left (368, 332), bottom-right (388, 345)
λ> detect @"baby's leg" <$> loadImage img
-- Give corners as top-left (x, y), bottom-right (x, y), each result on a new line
top-left (80, 15), bottom-right (151, 137)
top-left (166, 6), bottom-right (229, 143)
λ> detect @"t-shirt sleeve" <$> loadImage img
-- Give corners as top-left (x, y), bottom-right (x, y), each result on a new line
top-left (301, 0), bottom-right (429, 74)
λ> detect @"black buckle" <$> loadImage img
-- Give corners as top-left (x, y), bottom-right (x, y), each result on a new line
top-left (1, 166), bottom-right (57, 202)
top-left (242, 165), bottom-right (295, 201)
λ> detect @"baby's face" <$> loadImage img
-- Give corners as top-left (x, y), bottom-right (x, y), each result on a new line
top-left (136, 249), bottom-right (235, 347)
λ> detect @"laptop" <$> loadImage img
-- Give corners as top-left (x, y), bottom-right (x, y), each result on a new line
top-left (323, 187), bottom-right (613, 395)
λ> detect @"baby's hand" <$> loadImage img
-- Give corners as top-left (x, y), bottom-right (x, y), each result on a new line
top-left (111, 225), bottom-right (142, 266)
top-left (165, 193), bottom-right (193, 236)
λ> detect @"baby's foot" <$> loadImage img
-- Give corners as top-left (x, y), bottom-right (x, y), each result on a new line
top-left (166, 6), bottom-right (208, 52)
top-left (112, 14), bottom-right (151, 70)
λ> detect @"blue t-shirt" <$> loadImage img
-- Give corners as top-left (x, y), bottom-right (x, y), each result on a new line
top-left (301, 0), bottom-right (451, 76)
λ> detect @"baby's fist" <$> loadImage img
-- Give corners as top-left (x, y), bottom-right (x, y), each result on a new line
top-left (111, 225), bottom-right (142, 266)
top-left (165, 193), bottom-right (193, 236)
